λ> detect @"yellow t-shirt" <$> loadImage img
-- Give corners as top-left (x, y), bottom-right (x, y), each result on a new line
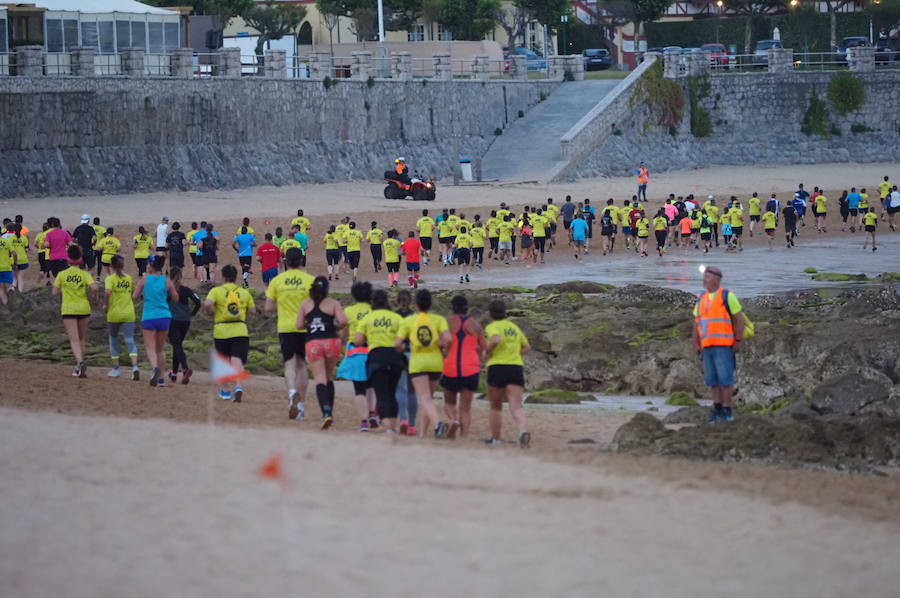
top-left (206, 283), bottom-right (254, 340)
top-left (383, 238), bottom-right (401, 263)
top-left (485, 319), bottom-right (527, 367)
top-left (763, 211), bottom-right (777, 230)
top-left (92, 225), bottom-right (106, 250)
top-left (748, 197), bottom-right (761, 216)
top-left (446, 215), bottom-right (460, 236)
top-left (486, 217), bottom-right (501, 238)
top-left (692, 290), bottom-right (742, 318)
top-left (498, 222), bottom-right (514, 243)
top-left (265, 269), bottom-right (315, 333)
top-left (0, 236), bottom-right (13, 272)
top-left (879, 181), bottom-right (892, 199)
top-left (729, 208), bottom-right (743, 227)
top-left (470, 227), bottom-right (486, 248)
top-left (814, 195), bottom-right (828, 213)
top-left (291, 216), bottom-right (310, 234)
top-left (235, 225), bottom-right (255, 235)
top-left (358, 308), bottom-right (403, 349)
top-left (416, 217), bottom-right (434, 238)
top-left (99, 236), bottom-right (121, 264)
top-left (636, 218), bottom-right (650, 238)
top-left (366, 228), bottom-right (383, 245)
top-left (619, 206), bottom-right (632, 226)
top-left (397, 312), bottom-right (448, 374)
top-left (335, 224), bottom-right (349, 247)
top-left (438, 219), bottom-right (454, 238)
top-left (324, 233), bottom-right (339, 250)
top-left (104, 273), bottom-right (136, 323)
top-left (54, 266), bottom-right (92, 316)
top-left (653, 216), bottom-right (668, 231)
top-left (345, 302), bottom-right (372, 339)
top-left (706, 205), bottom-right (719, 224)
top-left (531, 215), bottom-right (547, 237)
top-left (345, 229), bottom-right (363, 252)
top-left (186, 229), bottom-right (198, 254)
top-left (454, 232), bottom-right (472, 249)
top-left (497, 209), bottom-right (511, 222)
top-left (864, 212), bottom-right (878, 227)
top-left (35, 231), bottom-right (48, 258)
top-left (133, 235), bottom-right (153, 259)
top-left (9, 234), bottom-right (28, 265)
top-left (280, 239), bottom-right (301, 253)
top-left (860, 193), bottom-right (869, 209)
top-left (545, 204), bottom-right (559, 222)
top-left (398, 312), bottom-right (448, 374)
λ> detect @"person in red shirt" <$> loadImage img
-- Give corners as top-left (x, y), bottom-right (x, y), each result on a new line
top-left (256, 233), bottom-right (282, 289)
top-left (629, 205), bottom-right (643, 249)
top-left (400, 231), bottom-right (423, 288)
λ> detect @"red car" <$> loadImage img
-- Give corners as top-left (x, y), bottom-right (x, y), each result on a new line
top-left (701, 43), bottom-right (730, 68)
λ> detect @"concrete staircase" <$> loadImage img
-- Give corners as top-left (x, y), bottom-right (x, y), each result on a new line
top-left (480, 79), bottom-right (620, 183)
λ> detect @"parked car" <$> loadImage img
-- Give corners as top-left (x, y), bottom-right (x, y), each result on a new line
top-left (753, 39), bottom-right (783, 64)
top-left (701, 42), bottom-right (730, 68)
top-left (662, 46), bottom-right (684, 55)
top-left (582, 48), bottom-right (612, 71)
top-left (837, 36), bottom-right (869, 61)
top-left (511, 47), bottom-right (547, 71)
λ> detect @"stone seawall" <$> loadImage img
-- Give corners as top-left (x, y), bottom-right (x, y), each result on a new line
top-left (573, 70), bottom-right (900, 179)
top-left (0, 77), bottom-right (559, 197)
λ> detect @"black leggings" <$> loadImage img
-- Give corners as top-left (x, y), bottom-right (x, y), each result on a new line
top-left (367, 348), bottom-right (404, 420)
top-left (473, 247), bottom-right (484, 264)
top-left (370, 244), bottom-right (382, 269)
top-left (95, 250), bottom-right (103, 277)
top-left (169, 319), bottom-right (191, 373)
top-left (135, 258), bottom-right (148, 277)
top-left (534, 237), bottom-right (546, 254)
top-left (655, 230), bottom-right (668, 250)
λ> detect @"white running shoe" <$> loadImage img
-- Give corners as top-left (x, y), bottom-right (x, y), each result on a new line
top-left (107, 367), bottom-right (121, 378)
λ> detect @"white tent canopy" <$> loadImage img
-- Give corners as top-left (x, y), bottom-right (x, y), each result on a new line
top-left (28, 1), bottom-right (178, 15)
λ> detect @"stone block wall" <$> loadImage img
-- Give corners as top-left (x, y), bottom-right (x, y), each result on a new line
top-left (0, 77), bottom-right (558, 197)
top-left (573, 70), bottom-right (900, 179)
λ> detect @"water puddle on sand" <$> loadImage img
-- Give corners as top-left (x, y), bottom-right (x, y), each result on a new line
top-left (525, 394), bottom-right (712, 417)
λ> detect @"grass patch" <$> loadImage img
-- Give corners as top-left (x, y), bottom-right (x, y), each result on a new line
top-left (584, 70), bottom-right (629, 80)
top-left (627, 325), bottom-right (684, 348)
top-left (803, 267), bottom-right (818, 274)
top-left (666, 391), bottom-right (698, 406)
top-left (528, 388), bottom-right (585, 404)
top-left (875, 272), bottom-right (900, 283)
top-left (811, 272), bottom-right (870, 282)
top-left (744, 397), bottom-right (792, 416)
top-left (487, 286), bottom-right (531, 294)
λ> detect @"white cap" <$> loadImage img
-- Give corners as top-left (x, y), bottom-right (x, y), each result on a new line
top-left (398, 157), bottom-right (405, 161)
top-left (81, 214), bottom-right (90, 223)
top-left (707, 195), bottom-right (714, 200)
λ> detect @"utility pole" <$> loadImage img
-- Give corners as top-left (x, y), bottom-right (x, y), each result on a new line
top-left (561, 14), bottom-right (568, 54)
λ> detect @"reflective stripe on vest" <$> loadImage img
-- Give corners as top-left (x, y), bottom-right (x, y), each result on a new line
top-left (695, 288), bottom-right (734, 348)
top-left (637, 168), bottom-right (649, 184)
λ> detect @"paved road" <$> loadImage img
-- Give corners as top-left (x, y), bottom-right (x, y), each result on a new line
top-left (481, 79), bottom-right (621, 183)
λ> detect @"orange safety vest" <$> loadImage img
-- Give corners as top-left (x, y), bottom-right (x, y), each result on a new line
top-left (396, 164), bottom-right (405, 175)
top-left (695, 288), bottom-right (735, 348)
top-left (637, 167), bottom-right (649, 184)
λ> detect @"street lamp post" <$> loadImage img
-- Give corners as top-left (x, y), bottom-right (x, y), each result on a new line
top-left (561, 14), bottom-right (568, 55)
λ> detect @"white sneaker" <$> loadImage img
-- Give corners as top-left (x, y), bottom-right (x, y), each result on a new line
top-left (107, 367), bottom-right (121, 378)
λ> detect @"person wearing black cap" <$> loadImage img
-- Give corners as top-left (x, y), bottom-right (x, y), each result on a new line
top-left (692, 266), bottom-right (746, 423)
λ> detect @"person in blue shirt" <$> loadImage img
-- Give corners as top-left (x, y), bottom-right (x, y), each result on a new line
top-left (846, 187), bottom-right (862, 232)
top-left (291, 224), bottom-right (309, 266)
top-left (791, 193), bottom-right (806, 232)
top-left (232, 226), bottom-right (257, 288)
top-left (569, 213), bottom-right (589, 260)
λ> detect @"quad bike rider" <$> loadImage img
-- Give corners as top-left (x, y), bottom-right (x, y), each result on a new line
top-left (383, 157), bottom-right (436, 201)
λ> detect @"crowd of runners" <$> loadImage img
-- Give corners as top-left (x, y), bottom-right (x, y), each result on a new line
top-left (0, 175), bottom-right (896, 442)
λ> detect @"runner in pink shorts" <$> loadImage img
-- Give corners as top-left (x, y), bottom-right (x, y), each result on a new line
top-left (298, 276), bottom-right (348, 429)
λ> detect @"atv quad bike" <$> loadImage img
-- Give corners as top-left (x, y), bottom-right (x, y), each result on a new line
top-left (383, 171), bottom-right (436, 201)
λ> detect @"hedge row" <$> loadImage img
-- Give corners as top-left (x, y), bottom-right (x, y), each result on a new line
top-left (646, 12), bottom-right (873, 54)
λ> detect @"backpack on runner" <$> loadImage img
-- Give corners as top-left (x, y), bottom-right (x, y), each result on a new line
top-left (224, 286), bottom-right (244, 322)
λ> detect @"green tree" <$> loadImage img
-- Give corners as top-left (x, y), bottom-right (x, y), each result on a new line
top-left (440, 0), bottom-right (502, 40)
top-left (866, 0), bottom-right (900, 31)
top-left (145, 0), bottom-right (254, 28)
top-left (724, 0), bottom-right (786, 53)
top-left (316, 0), bottom-right (345, 50)
top-left (631, 0), bottom-right (673, 42)
top-left (243, 1), bottom-right (306, 67)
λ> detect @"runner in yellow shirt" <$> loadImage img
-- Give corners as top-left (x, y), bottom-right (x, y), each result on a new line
top-left (498, 216), bottom-right (515, 264)
top-left (470, 222), bottom-right (486, 269)
top-left (323, 226), bottom-right (341, 281)
top-left (133, 227), bottom-right (153, 277)
top-left (335, 218), bottom-right (350, 275)
top-left (53, 245), bottom-right (98, 378)
top-left (544, 198), bottom-right (560, 248)
top-left (103, 254), bottom-right (140, 380)
top-left (35, 223), bottom-right (50, 285)
top-left (383, 230), bottom-right (402, 287)
top-left (484, 299), bottom-right (531, 447)
top-left (366, 221), bottom-right (384, 273)
top-left (729, 202), bottom-right (744, 251)
top-left (291, 210), bottom-right (311, 235)
top-left (748, 193), bottom-right (762, 237)
top-left (636, 212), bottom-right (651, 257)
top-left (186, 222), bottom-right (201, 280)
top-left (354, 289), bottom-right (404, 432)
top-left (863, 210), bottom-right (878, 252)
top-left (486, 211), bottom-right (501, 261)
top-left (0, 233), bottom-right (16, 306)
top-left (99, 229), bottom-right (122, 277)
top-left (7, 224), bottom-right (29, 292)
top-left (91, 217), bottom-right (106, 281)
top-left (416, 209), bottom-right (435, 264)
top-left (345, 222), bottom-right (364, 283)
top-left (763, 210), bottom-right (777, 250)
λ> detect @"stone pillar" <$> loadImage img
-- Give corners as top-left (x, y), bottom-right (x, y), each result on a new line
top-left (566, 55), bottom-right (585, 80)
top-left (509, 55), bottom-right (527, 81)
top-left (121, 47), bottom-right (145, 77)
top-left (69, 46), bottom-right (96, 77)
top-left (663, 52), bottom-right (681, 79)
top-left (391, 51), bottom-right (412, 80)
top-left (351, 50), bottom-right (372, 80)
top-left (264, 49), bottom-right (287, 78)
top-left (433, 53), bottom-right (452, 80)
top-left (170, 47), bottom-right (194, 78)
top-left (767, 48), bottom-right (793, 74)
top-left (15, 46), bottom-right (43, 77)
top-left (473, 55), bottom-right (490, 80)
top-left (309, 51), bottom-right (331, 80)
top-left (215, 46), bottom-right (241, 78)
top-left (548, 56), bottom-right (565, 79)
top-left (847, 46), bottom-right (875, 73)
top-left (685, 51), bottom-right (710, 77)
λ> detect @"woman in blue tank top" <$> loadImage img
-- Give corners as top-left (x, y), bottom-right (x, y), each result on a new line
top-left (133, 254), bottom-right (178, 387)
